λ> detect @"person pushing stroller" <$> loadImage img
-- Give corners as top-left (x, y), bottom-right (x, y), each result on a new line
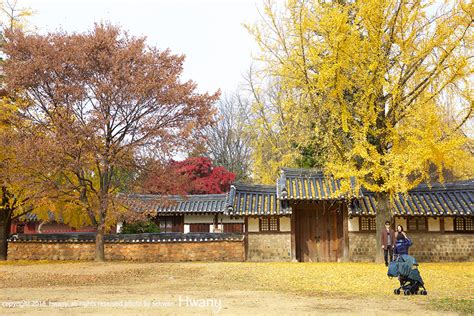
top-left (387, 225), bottom-right (428, 295)
top-left (394, 225), bottom-right (411, 257)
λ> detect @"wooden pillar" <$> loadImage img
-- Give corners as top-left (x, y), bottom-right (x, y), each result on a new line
top-left (342, 203), bottom-right (350, 262)
top-left (291, 209), bottom-right (297, 262)
top-left (332, 205), bottom-right (338, 261)
top-left (177, 215), bottom-right (184, 233)
top-left (244, 216), bottom-right (249, 261)
top-left (440, 217), bottom-right (445, 233)
top-left (213, 214), bottom-right (218, 232)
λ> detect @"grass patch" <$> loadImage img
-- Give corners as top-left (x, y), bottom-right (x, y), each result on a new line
top-left (0, 260), bottom-right (88, 266)
top-left (431, 298), bottom-right (474, 315)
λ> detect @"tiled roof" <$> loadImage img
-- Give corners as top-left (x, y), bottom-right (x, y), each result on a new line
top-left (351, 181), bottom-right (474, 216)
top-left (226, 183), bottom-right (292, 216)
top-left (277, 168), bottom-right (358, 200)
top-left (9, 232), bottom-right (244, 243)
top-left (119, 193), bottom-right (229, 215)
top-left (20, 212), bottom-right (43, 222)
top-left (18, 172), bottom-right (473, 220)
top-left (18, 211), bottom-right (66, 223)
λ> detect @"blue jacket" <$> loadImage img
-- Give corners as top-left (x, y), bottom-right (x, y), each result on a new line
top-left (395, 237), bottom-right (412, 255)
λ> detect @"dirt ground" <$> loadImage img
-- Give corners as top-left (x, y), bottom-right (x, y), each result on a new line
top-left (0, 261), bottom-right (472, 315)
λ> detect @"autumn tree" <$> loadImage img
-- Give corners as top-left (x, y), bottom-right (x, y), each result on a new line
top-left (245, 70), bottom-right (330, 184)
top-left (140, 157), bottom-right (236, 195)
top-left (0, 136), bottom-right (27, 261)
top-left (0, 104), bottom-right (48, 260)
top-left (3, 24), bottom-right (218, 261)
top-left (203, 93), bottom-right (252, 181)
top-left (0, 0), bottom-right (38, 260)
top-left (249, 0), bottom-right (473, 261)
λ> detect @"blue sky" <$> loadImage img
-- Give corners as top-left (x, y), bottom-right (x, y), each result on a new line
top-left (21, 0), bottom-right (264, 96)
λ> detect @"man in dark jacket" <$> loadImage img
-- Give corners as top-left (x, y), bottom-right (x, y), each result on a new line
top-left (381, 221), bottom-right (395, 266)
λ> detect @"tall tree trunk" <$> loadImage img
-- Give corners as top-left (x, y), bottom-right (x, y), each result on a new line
top-left (0, 214), bottom-right (12, 261)
top-left (375, 192), bottom-right (391, 263)
top-left (95, 220), bottom-right (105, 262)
top-left (95, 189), bottom-right (109, 262)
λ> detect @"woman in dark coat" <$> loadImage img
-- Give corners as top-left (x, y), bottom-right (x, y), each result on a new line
top-left (394, 225), bottom-right (412, 256)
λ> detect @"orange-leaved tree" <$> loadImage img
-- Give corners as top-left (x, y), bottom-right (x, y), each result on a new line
top-left (3, 23), bottom-right (218, 261)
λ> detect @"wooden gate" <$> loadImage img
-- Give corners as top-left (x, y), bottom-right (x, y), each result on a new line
top-left (295, 203), bottom-right (343, 262)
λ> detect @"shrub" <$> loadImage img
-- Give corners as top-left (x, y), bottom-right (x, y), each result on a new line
top-left (120, 221), bottom-right (160, 234)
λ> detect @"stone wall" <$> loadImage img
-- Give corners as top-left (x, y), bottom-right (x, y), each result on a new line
top-left (7, 240), bottom-right (245, 262)
top-left (349, 232), bottom-right (377, 262)
top-left (247, 233), bottom-right (291, 261)
top-left (349, 232), bottom-right (474, 262)
top-left (408, 233), bottom-right (473, 262)
top-left (9, 231), bottom-right (471, 262)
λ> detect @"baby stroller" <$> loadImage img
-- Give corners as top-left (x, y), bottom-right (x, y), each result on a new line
top-left (387, 254), bottom-right (428, 295)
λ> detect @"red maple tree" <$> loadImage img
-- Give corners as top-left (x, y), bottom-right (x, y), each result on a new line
top-left (141, 157), bottom-right (236, 195)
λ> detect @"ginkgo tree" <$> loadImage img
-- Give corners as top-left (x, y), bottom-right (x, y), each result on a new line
top-left (1, 88), bottom-right (81, 260)
top-left (0, 99), bottom-right (35, 260)
top-left (0, 0), bottom-right (42, 260)
top-left (248, 0), bottom-right (473, 261)
top-left (245, 72), bottom-right (330, 184)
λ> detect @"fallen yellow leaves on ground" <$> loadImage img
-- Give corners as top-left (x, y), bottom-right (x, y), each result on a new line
top-left (1, 261), bottom-right (472, 313)
top-left (204, 262), bottom-right (473, 299)
top-left (185, 261), bottom-right (474, 314)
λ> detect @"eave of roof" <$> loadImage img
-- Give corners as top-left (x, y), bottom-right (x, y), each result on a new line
top-left (119, 193), bottom-right (229, 214)
top-left (9, 232), bottom-right (244, 243)
top-left (226, 183), bottom-right (292, 216)
top-left (277, 167), bottom-right (359, 200)
top-left (351, 181), bottom-right (474, 216)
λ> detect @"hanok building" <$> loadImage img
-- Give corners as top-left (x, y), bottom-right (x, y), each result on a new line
top-left (10, 212), bottom-right (97, 234)
top-left (121, 193), bottom-right (245, 233)
top-left (123, 168), bottom-right (474, 262)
